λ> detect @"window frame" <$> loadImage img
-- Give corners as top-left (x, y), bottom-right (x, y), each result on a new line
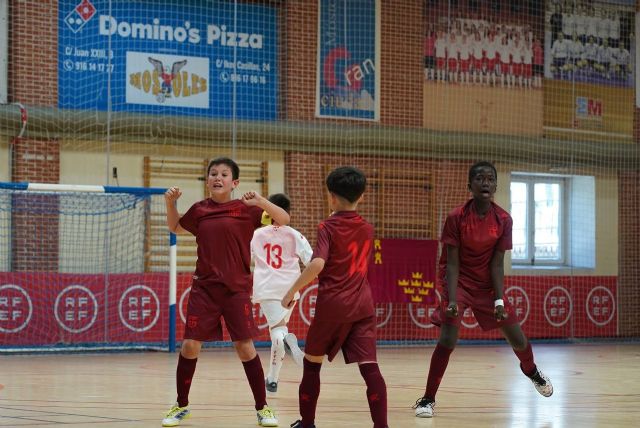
top-left (510, 173), bottom-right (568, 267)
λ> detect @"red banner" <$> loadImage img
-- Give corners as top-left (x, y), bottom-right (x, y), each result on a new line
top-left (0, 273), bottom-right (618, 348)
top-left (368, 239), bottom-right (438, 304)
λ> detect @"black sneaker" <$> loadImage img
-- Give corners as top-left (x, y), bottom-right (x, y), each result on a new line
top-left (412, 396), bottom-right (435, 418)
top-left (266, 378), bottom-right (278, 393)
top-left (290, 420), bottom-right (315, 428)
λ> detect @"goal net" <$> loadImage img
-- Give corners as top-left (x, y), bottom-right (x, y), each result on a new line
top-left (0, 183), bottom-right (175, 351)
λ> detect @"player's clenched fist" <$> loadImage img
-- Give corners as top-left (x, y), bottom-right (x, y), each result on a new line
top-left (165, 187), bottom-right (182, 203)
top-left (241, 190), bottom-right (265, 206)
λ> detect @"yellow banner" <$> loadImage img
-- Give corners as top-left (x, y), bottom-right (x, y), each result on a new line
top-left (543, 80), bottom-right (634, 143)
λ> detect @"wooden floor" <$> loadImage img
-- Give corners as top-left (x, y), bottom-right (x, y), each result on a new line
top-left (1, 344), bottom-right (639, 427)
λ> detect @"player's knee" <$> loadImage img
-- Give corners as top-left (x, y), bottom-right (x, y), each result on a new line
top-left (180, 339), bottom-right (202, 358)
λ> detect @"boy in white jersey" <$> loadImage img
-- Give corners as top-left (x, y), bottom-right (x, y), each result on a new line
top-left (251, 193), bottom-right (312, 394)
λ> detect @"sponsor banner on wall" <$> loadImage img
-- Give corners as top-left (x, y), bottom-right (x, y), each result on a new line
top-left (545, 0), bottom-right (635, 88)
top-left (58, 0), bottom-right (277, 120)
top-left (544, 80), bottom-right (634, 142)
top-left (316, 0), bottom-right (380, 121)
top-left (423, 0), bottom-right (544, 136)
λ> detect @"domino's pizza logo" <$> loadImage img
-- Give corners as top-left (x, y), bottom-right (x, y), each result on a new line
top-left (64, 0), bottom-right (97, 33)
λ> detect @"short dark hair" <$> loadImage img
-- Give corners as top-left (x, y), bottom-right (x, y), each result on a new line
top-left (468, 161), bottom-right (497, 183)
top-left (326, 166), bottom-right (367, 203)
top-left (268, 193), bottom-right (290, 213)
top-left (207, 157), bottom-right (239, 180)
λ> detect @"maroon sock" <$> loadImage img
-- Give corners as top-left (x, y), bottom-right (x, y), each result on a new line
top-left (299, 358), bottom-right (322, 427)
top-left (424, 343), bottom-right (454, 400)
top-left (176, 354), bottom-right (197, 407)
top-left (358, 363), bottom-right (388, 428)
top-left (242, 355), bottom-right (267, 410)
top-left (514, 342), bottom-right (537, 376)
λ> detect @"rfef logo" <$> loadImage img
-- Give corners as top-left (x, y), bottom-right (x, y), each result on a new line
top-left (576, 96), bottom-right (603, 120)
top-left (54, 285), bottom-right (98, 333)
top-left (64, 0), bottom-right (97, 33)
top-left (0, 284), bottom-right (33, 333)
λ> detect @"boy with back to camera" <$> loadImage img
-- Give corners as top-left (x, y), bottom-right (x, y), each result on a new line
top-left (282, 166), bottom-right (388, 428)
top-left (162, 157), bottom-right (289, 427)
top-left (412, 161), bottom-right (553, 418)
top-left (250, 193), bottom-right (310, 394)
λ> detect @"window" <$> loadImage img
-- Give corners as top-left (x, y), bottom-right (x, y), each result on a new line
top-left (510, 173), bottom-right (596, 269)
top-left (511, 175), bottom-right (565, 265)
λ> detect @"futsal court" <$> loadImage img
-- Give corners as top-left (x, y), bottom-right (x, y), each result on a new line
top-left (1, 344), bottom-right (639, 427)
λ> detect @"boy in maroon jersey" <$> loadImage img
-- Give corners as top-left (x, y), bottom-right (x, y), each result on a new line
top-left (162, 157), bottom-right (289, 427)
top-left (413, 161), bottom-right (553, 418)
top-left (282, 166), bottom-right (388, 428)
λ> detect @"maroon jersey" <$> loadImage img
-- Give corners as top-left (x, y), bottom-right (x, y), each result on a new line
top-left (179, 199), bottom-right (263, 292)
top-left (439, 199), bottom-right (512, 291)
top-left (312, 211), bottom-right (375, 322)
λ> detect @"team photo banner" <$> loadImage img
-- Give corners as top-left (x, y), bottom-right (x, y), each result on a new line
top-left (58, 0), bottom-right (278, 120)
top-left (316, 0), bottom-right (380, 121)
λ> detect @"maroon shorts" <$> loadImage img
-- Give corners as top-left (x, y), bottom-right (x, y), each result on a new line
top-left (305, 315), bottom-right (377, 364)
top-left (184, 279), bottom-right (258, 342)
top-left (431, 285), bottom-right (519, 331)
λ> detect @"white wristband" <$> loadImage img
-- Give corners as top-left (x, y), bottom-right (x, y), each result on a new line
top-left (494, 299), bottom-right (504, 307)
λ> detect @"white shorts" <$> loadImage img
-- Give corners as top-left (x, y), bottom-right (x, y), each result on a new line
top-left (260, 299), bottom-right (297, 328)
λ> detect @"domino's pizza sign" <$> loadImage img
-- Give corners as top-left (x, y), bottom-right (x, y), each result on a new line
top-left (59, 0), bottom-right (278, 120)
top-left (64, 0), bottom-right (97, 33)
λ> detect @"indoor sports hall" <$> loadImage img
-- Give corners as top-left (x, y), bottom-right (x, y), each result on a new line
top-left (0, 1), bottom-right (639, 427)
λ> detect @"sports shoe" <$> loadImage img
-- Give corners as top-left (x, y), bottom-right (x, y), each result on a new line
top-left (290, 420), bottom-right (316, 428)
top-left (161, 403), bottom-right (191, 427)
top-left (413, 396), bottom-right (435, 418)
top-left (284, 333), bottom-right (305, 366)
top-left (266, 378), bottom-right (278, 393)
top-left (257, 405), bottom-right (279, 427)
top-left (528, 368), bottom-right (554, 397)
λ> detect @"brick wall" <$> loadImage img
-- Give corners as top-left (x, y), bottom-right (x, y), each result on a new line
top-left (619, 171), bottom-right (640, 336)
top-left (8, 0), bottom-right (58, 106)
top-left (10, 138), bottom-right (60, 272)
top-left (285, 152), bottom-right (469, 246)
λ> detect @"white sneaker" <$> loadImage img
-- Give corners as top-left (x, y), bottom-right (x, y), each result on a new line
top-left (162, 403), bottom-right (191, 427)
top-left (257, 405), bottom-right (278, 427)
top-left (284, 333), bottom-right (304, 366)
top-left (528, 368), bottom-right (554, 397)
top-left (413, 397), bottom-right (435, 418)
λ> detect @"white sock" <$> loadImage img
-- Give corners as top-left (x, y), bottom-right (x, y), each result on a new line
top-left (267, 326), bottom-right (287, 383)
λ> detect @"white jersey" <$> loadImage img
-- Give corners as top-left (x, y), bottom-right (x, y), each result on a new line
top-left (251, 225), bottom-right (313, 302)
top-left (583, 42), bottom-right (598, 61)
top-left (435, 37), bottom-right (447, 58)
top-left (568, 40), bottom-right (584, 61)
top-left (575, 14), bottom-right (588, 36)
top-left (551, 39), bottom-right (569, 59)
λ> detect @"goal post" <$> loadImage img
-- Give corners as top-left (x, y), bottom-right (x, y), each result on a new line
top-left (0, 181), bottom-right (178, 352)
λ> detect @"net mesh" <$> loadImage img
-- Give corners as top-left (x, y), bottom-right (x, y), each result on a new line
top-left (0, 0), bottom-right (638, 350)
top-left (0, 189), bottom-right (170, 350)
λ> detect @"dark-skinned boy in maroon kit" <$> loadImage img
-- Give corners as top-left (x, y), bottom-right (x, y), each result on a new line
top-left (282, 166), bottom-right (388, 428)
top-left (413, 161), bottom-right (553, 418)
top-left (162, 157), bottom-right (290, 427)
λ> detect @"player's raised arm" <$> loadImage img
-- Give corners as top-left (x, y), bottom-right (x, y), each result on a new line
top-left (164, 186), bottom-right (187, 234)
top-left (242, 191), bottom-right (290, 226)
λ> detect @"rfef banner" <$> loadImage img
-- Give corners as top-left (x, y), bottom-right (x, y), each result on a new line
top-left (316, 0), bottom-right (380, 121)
top-left (58, 0), bottom-right (277, 120)
top-left (368, 239), bottom-right (438, 304)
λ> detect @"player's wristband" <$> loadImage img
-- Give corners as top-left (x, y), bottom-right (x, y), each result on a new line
top-left (494, 299), bottom-right (504, 307)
